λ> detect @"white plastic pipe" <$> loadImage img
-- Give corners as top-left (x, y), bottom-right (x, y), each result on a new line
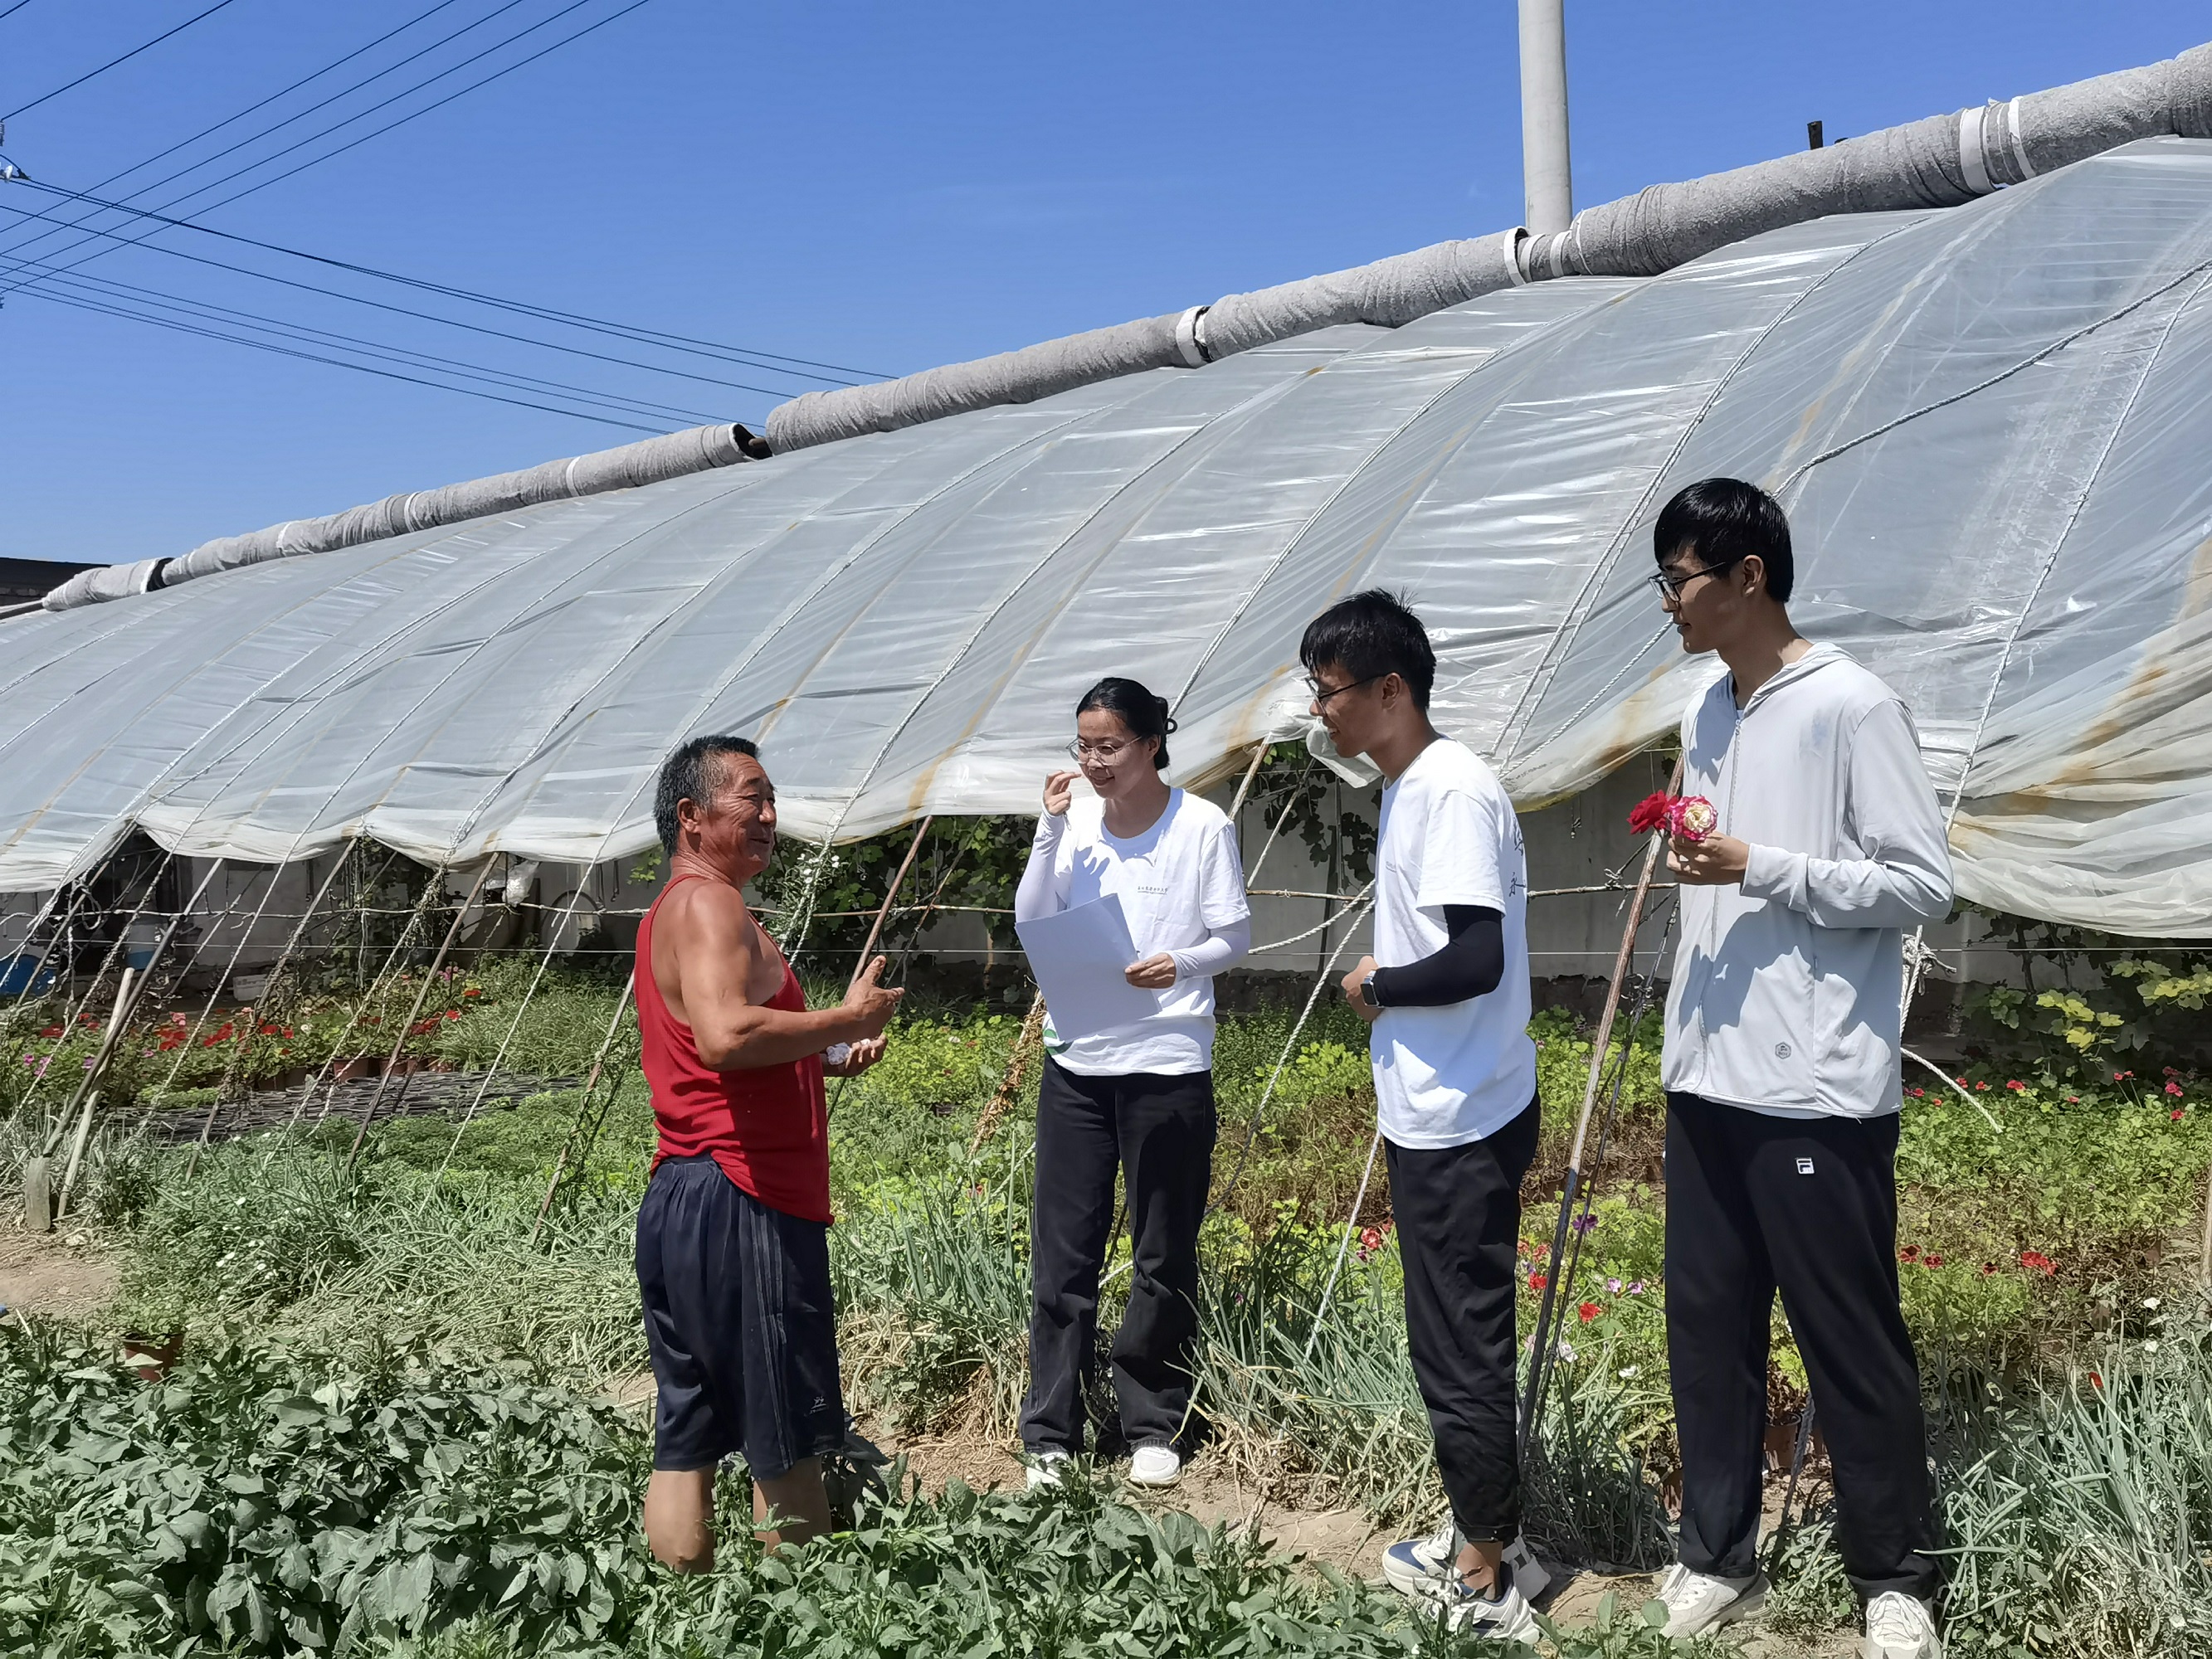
top-left (1518, 0), bottom-right (1575, 234)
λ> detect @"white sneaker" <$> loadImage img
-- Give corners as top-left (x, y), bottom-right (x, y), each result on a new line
top-left (1656, 1562), bottom-right (1767, 1637)
top-left (1437, 1568), bottom-right (1540, 1642)
top-left (1024, 1451), bottom-right (1069, 1491)
top-left (1128, 1443), bottom-right (1182, 1486)
top-left (1860, 1593), bottom-right (1942, 1659)
top-left (1381, 1520), bottom-right (1551, 1606)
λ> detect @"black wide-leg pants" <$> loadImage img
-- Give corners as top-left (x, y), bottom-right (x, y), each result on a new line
top-left (1021, 1058), bottom-right (1216, 1454)
top-left (1385, 1092), bottom-right (1541, 1543)
top-left (1664, 1092), bottom-right (1942, 1603)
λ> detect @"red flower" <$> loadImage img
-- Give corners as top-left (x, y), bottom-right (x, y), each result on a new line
top-left (2166, 1082), bottom-right (2184, 1097)
top-left (2115, 1070), bottom-right (2134, 1082)
top-left (37, 1024), bottom-right (62, 1038)
top-left (2165, 1068), bottom-right (2181, 1078)
top-left (1909, 1087), bottom-right (1925, 1098)
top-left (1577, 1301), bottom-right (1601, 1322)
top-left (1981, 1262), bottom-right (1998, 1276)
top-left (2090, 1371), bottom-right (2104, 1389)
top-left (2020, 1251), bottom-right (2056, 1277)
top-left (1898, 1244), bottom-right (1920, 1262)
top-left (1358, 1227), bottom-right (1383, 1252)
top-left (259, 1024), bottom-right (284, 1036)
top-left (1955, 1078), bottom-right (1969, 1089)
top-left (2005, 1080), bottom-right (2025, 1091)
top-left (1628, 792), bottom-right (1674, 835)
top-left (1528, 1273), bottom-right (1548, 1292)
top-left (462, 987), bottom-right (481, 998)
top-left (1924, 1253), bottom-right (1945, 1269)
top-left (2175, 1109), bottom-right (2187, 1121)
top-left (443, 1008), bottom-right (461, 1021)
top-left (1975, 1082), bottom-right (1990, 1092)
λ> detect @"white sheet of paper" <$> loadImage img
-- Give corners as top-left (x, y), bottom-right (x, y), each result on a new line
top-left (1015, 893), bottom-right (1162, 1042)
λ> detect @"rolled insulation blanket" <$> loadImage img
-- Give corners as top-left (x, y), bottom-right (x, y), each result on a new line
top-left (46, 422), bottom-right (756, 610)
top-left (1526, 41), bottom-right (2212, 277)
top-left (768, 229), bottom-right (1529, 454)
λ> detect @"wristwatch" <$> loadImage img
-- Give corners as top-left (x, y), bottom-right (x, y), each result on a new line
top-left (1355, 972), bottom-right (1382, 1010)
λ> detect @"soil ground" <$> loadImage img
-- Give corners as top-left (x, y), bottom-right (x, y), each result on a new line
top-left (603, 1376), bottom-right (1855, 1658)
top-left (0, 1219), bottom-right (121, 1320)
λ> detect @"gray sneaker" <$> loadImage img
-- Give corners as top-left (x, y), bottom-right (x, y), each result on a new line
top-left (1381, 1520), bottom-right (1551, 1607)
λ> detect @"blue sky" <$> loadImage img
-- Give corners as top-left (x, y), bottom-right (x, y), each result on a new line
top-left (0, 1), bottom-right (2202, 567)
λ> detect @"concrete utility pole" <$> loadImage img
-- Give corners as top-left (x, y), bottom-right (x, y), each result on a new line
top-left (1518, 0), bottom-right (1574, 233)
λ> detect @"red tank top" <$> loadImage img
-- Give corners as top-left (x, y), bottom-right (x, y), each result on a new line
top-left (635, 875), bottom-right (831, 1224)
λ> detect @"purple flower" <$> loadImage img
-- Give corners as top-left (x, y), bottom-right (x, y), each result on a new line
top-left (1606, 1277), bottom-right (1624, 1295)
top-left (1570, 1213), bottom-right (1597, 1237)
top-left (1627, 1280), bottom-right (1646, 1296)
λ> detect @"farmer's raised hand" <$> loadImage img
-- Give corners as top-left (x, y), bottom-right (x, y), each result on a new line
top-left (1042, 770), bottom-right (1079, 817)
top-left (843, 956), bottom-right (905, 1036)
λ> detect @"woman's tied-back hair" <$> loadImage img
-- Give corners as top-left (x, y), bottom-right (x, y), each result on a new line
top-left (654, 734), bottom-right (762, 854)
top-left (1075, 677), bottom-right (1176, 771)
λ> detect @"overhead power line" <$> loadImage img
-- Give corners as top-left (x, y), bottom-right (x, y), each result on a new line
top-left (1, 0), bottom-right (243, 124)
top-left (2, 175), bottom-right (886, 382)
top-left (0, 2), bottom-right (41, 26)
top-left (0, 193), bottom-right (843, 399)
top-left (0, 0), bottom-right (572, 269)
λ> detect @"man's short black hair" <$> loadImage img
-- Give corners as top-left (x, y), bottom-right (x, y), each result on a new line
top-left (1298, 588), bottom-right (1435, 711)
top-left (1654, 477), bottom-right (1794, 603)
top-left (654, 734), bottom-right (761, 855)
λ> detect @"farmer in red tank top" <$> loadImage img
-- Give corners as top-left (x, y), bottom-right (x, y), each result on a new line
top-left (634, 735), bottom-right (903, 1572)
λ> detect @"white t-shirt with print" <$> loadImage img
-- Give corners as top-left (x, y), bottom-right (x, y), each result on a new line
top-left (1024, 790), bottom-right (1250, 1077)
top-left (1370, 738), bottom-right (1537, 1148)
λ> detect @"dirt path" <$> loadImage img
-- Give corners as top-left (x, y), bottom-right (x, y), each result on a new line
top-left (0, 1222), bottom-right (121, 1320)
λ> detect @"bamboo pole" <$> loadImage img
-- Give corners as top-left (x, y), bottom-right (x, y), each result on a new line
top-left (343, 860), bottom-right (495, 1174)
top-left (848, 815), bottom-right (933, 989)
top-left (1518, 755), bottom-right (1682, 1457)
top-left (530, 980), bottom-right (639, 1245)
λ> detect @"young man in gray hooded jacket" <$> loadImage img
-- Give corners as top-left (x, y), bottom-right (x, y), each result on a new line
top-left (1644, 479), bottom-right (1952, 1659)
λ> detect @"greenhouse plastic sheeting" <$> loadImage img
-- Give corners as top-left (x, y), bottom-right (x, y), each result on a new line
top-left (6, 139), bottom-right (2212, 934)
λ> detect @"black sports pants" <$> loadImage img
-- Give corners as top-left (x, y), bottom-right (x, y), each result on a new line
top-left (1021, 1059), bottom-right (1216, 1453)
top-left (1386, 1092), bottom-right (1541, 1542)
top-left (1664, 1092), bottom-right (1941, 1603)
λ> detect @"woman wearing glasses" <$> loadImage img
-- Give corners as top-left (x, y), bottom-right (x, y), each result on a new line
top-left (1014, 676), bottom-right (1250, 1490)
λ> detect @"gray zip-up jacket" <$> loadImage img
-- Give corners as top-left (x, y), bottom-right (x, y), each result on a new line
top-left (1661, 644), bottom-right (1953, 1118)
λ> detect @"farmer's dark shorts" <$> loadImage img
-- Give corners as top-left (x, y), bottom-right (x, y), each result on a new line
top-left (635, 1155), bottom-right (845, 1479)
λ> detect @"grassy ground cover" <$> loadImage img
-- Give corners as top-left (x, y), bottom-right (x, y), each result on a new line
top-left (6, 956), bottom-right (2212, 1655)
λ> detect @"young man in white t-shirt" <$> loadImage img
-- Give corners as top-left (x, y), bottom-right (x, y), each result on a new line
top-left (1304, 590), bottom-right (1545, 1642)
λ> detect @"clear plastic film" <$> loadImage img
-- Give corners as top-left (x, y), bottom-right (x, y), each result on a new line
top-left (6, 142), bottom-right (2212, 933)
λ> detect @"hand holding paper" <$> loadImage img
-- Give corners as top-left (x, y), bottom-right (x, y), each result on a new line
top-left (1015, 893), bottom-right (1163, 1041)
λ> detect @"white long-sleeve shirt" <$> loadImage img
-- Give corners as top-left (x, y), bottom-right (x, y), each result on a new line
top-left (1015, 789), bottom-right (1250, 1077)
top-left (1663, 643), bottom-right (1953, 1119)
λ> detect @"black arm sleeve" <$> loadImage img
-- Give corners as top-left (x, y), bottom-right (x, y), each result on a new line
top-left (1368, 905), bottom-right (1504, 1008)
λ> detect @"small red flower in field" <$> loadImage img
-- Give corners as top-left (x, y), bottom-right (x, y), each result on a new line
top-left (1899, 1244), bottom-right (1920, 1262)
top-left (1975, 1082), bottom-right (1990, 1092)
top-left (2090, 1372), bottom-right (2104, 1389)
top-left (2005, 1080), bottom-right (2025, 1091)
top-left (78, 1011), bottom-right (97, 1024)
top-left (1981, 1262), bottom-right (1998, 1276)
top-left (443, 1008), bottom-right (462, 1020)
top-left (1528, 1273), bottom-right (1548, 1292)
top-left (1628, 792), bottom-right (1674, 835)
top-left (2020, 1251), bottom-right (2056, 1276)
top-left (2174, 1109), bottom-right (2187, 1121)
top-left (2166, 1081), bottom-right (2184, 1097)
top-left (37, 1024), bottom-right (61, 1037)
top-left (2067, 1095), bottom-right (2080, 1103)
top-left (1909, 1087), bottom-right (1925, 1098)
top-left (1577, 1302), bottom-right (1602, 1322)
top-left (462, 987), bottom-right (481, 998)
top-left (259, 1024), bottom-right (284, 1036)
top-left (1956, 1078), bottom-right (1970, 1089)
top-left (2165, 1068), bottom-right (2181, 1078)
top-left (1359, 1226), bottom-right (1382, 1252)
top-left (2115, 1070), bottom-right (2134, 1082)
top-left (1924, 1253), bottom-right (1945, 1268)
